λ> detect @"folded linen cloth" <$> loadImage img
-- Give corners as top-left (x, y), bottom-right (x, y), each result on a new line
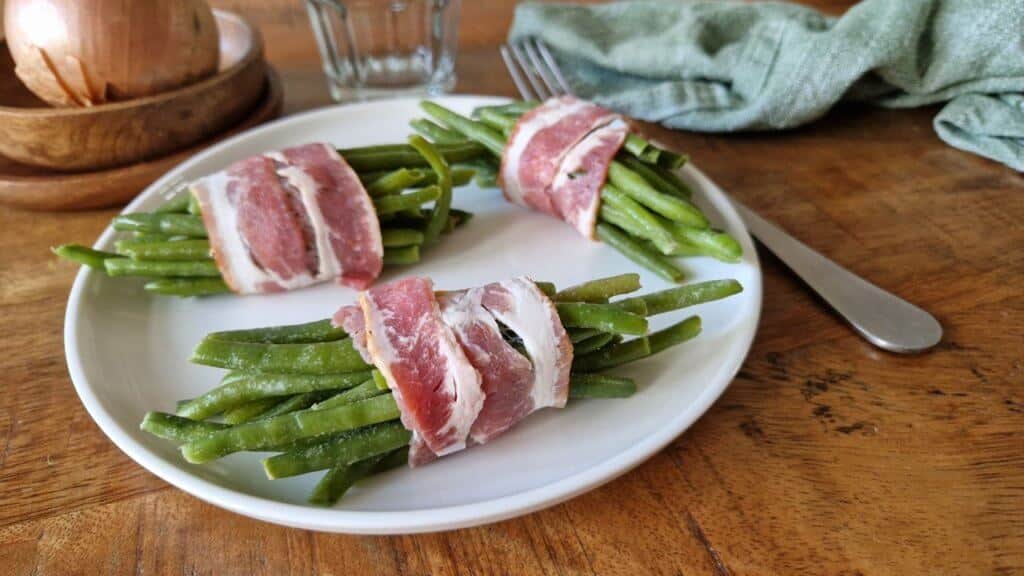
top-left (509, 0), bottom-right (1024, 171)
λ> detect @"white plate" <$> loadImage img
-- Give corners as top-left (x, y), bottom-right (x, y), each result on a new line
top-left (64, 96), bottom-right (761, 534)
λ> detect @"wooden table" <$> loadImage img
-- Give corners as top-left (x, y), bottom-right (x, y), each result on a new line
top-left (1, 2), bottom-right (1021, 574)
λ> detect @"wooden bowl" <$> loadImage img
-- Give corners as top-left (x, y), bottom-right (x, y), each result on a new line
top-left (0, 65), bottom-right (283, 211)
top-left (0, 10), bottom-right (264, 172)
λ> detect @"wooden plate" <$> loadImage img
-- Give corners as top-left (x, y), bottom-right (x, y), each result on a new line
top-left (0, 10), bottom-right (265, 171)
top-left (0, 66), bottom-right (282, 211)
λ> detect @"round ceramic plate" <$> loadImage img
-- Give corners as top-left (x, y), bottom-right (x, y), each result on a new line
top-left (64, 95), bottom-right (762, 534)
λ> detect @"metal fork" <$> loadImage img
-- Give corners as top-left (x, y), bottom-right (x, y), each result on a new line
top-left (502, 38), bottom-right (942, 354)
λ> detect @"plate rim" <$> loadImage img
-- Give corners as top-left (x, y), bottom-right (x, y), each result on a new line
top-left (63, 94), bottom-right (762, 534)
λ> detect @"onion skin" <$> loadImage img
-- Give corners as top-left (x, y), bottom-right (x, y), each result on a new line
top-left (4, 0), bottom-right (219, 106)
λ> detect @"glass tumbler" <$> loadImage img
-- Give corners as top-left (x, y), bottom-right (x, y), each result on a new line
top-left (304, 0), bottom-right (462, 102)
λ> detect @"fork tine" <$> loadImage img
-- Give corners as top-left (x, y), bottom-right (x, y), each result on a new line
top-left (535, 40), bottom-right (574, 96)
top-left (524, 38), bottom-right (564, 97)
top-left (511, 42), bottom-right (552, 100)
top-left (500, 44), bottom-right (536, 100)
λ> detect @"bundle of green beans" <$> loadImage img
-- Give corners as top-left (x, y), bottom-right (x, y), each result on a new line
top-left (412, 101), bottom-right (743, 283)
top-left (140, 273), bottom-right (742, 505)
top-left (52, 138), bottom-right (489, 297)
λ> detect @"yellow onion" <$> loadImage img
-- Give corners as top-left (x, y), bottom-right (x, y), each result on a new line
top-left (3, 0), bottom-right (219, 107)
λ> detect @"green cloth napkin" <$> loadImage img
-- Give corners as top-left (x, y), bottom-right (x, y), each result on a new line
top-left (509, 0), bottom-right (1024, 171)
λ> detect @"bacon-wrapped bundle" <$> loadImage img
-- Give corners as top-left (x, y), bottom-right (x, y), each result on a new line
top-left (54, 139), bottom-right (484, 296)
top-left (419, 98), bottom-right (745, 283)
top-left (142, 274), bottom-right (744, 505)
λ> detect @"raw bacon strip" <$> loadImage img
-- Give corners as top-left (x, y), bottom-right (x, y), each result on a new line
top-left (500, 96), bottom-right (619, 218)
top-left (478, 277), bottom-right (573, 411)
top-left (191, 143), bottom-right (384, 294)
top-left (360, 277), bottom-right (484, 465)
top-left (279, 144), bottom-right (383, 290)
top-left (549, 119), bottom-right (629, 239)
top-left (191, 158), bottom-right (314, 294)
top-left (234, 155), bottom-right (318, 290)
top-left (331, 305), bottom-right (371, 364)
top-left (438, 289), bottom-right (536, 445)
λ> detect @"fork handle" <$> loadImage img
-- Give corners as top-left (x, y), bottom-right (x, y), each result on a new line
top-left (732, 199), bottom-right (942, 353)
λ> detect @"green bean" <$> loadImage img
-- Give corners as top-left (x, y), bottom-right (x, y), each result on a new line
top-left (666, 222), bottom-right (743, 263)
top-left (600, 184), bottom-right (678, 254)
top-left (206, 318), bottom-right (346, 344)
top-left (644, 238), bottom-right (703, 258)
top-left (457, 158), bottom-right (498, 188)
top-left (383, 245), bottom-right (420, 266)
top-left (155, 194), bottom-right (191, 214)
top-left (617, 155), bottom-right (691, 199)
top-left (140, 412), bottom-right (229, 443)
top-left (372, 370), bottom-right (389, 391)
top-left (144, 277), bottom-right (231, 297)
top-left (385, 208), bottom-right (471, 231)
top-left (104, 258), bottom-right (221, 278)
top-left (572, 332), bottom-right (616, 355)
top-left (188, 194), bottom-right (202, 215)
top-left (116, 235), bottom-right (191, 247)
top-left (314, 379), bottom-right (387, 410)
top-left (258, 390), bottom-right (338, 420)
top-left (381, 228), bottom-right (425, 247)
top-left (223, 397), bottom-right (285, 425)
top-left (534, 281), bottom-right (557, 297)
top-left (472, 101), bottom-right (538, 117)
top-left (311, 445), bottom-right (410, 505)
top-left (366, 168), bottom-right (427, 196)
top-left (448, 167), bottom-right (476, 188)
top-left (341, 141), bottom-right (486, 172)
top-left (262, 420), bottom-right (412, 479)
top-left (358, 170), bottom-right (387, 184)
top-left (117, 239), bottom-right (212, 261)
top-left (555, 302), bottom-right (648, 335)
top-left (409, 118), bottom-right (466, 144)
top-left (611, 297), bottom-right (647, 316)
top-left (112, 213), bottom-right (208, 237)
top-left (266, 368), bottom-right (642, 481)
top-left (621, 133), bottom-right (687, 169)
top-left (181, 394), bottom-right (401, 464)
top-left (177, 371), bottom-right (370, 420)
top-left (310, 453), bottom-right (386, 506)
top-left (132, 233), bottom-right (180, 242)
top-left (568, 373), bottom-right (637, 398)
top-left (599, 205), bottom-right (661, 252)
top-left (409, 135), bottom-right (452, 245)
top-left (656, 148), bottom-right (688, 170)
top-left (554, 273), bottom-right (641, 303)
top-left (420, 102), bottom-right (506, 156)
top-left (573, 337), bottom-right (652, 372)
top-left (477, 108), bottom-right (516, 134)
top-left (606, 162), bottom-right (708, 228)
top-left (372, 185), bottom-right (440, 215)
top-left (376, 445), bottom-right (412, 470)
top-left (615, 279), bottom-right (743, 316)
top-left (622, 133), bottom-right (662, 164)
top-left (595, 223), bottom-right (686, 283)
top-left (649, 316), bottom-right (702, 355)
top-left (52, 244), bottom-right (119, 270)
top-left (567, 327), bottom-right (602, 343)
top-left (366, 166), bottom-right (472, 196)
top-left (190, 338), bottom-right (370, 375)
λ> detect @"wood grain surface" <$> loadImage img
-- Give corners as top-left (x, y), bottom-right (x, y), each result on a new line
top-left (1, 1), bottom-right (1021, 574)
